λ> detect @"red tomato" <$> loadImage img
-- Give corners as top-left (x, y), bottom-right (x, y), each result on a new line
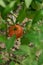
top-left (8, 24), bottom-right (23, 38)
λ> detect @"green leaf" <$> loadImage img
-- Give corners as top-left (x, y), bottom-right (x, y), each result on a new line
top-left (20, 45), bottom-right (31, 55)
top-left (27, 30), bottom-right (39, 42)
top-left (26, 10), bottom-right (36, 19)
top-left (14, 45), bottom-right (30, 56)
top-left (21, 33), bottom-right (29, 45)
top-left (32, 9), bottom-right (43, 25)
top-left (36, 0), bottom-right (43, 3)
top-left (31, 1), bottom-right (43, 10)
top-left (9, 61), bottom-right (15, 65)
top-left (16, 7), bottom-right (26, 23)
top-left (6, 35), bottom-right (16, 51)
top-left (25, 0), bottom-right (33, 8)
top-left (14, 49), bottom-right (26, 56)
top-left (21, 57), bottom-right (30, 65)
top-left (38, 52), bottom-right (43, 65)
top-left (21, 53), bottom-right (37, 65)
top-left (0, 18), bottom-right (6, 30)
top-left (0, 35), bottom-right (6, 43)
top-left (32, 60), bottom-right (38, 65)
top-left (15, 63), bottom-right (19, 65)
top-left (21, 20), bottom-right (43, 49)
top-left (0, 58), bottom-right (5, 64)
top-left (0, 59), bottom-right (3, 64)
top-left (2, 1), bottom-right (16, 18)
top-left (21, 56), bottom-right (34, 65)
top-left (0, 0), bottom-right (6, 7)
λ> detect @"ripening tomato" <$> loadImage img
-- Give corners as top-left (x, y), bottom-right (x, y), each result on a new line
top-left (8, 24), bottom-right (23, 38)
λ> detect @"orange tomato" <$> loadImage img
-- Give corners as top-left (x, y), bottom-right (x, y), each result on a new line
top-left (8, 24), bottom-right (23, 38)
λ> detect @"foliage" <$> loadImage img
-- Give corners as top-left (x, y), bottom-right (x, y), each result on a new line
top-left (0, 0), bottom-right (43, 65)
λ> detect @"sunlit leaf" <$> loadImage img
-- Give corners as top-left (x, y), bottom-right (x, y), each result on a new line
top-left (25, 0), bottom-right (32, 8)
top-left (0, 0), bottom-right (6, 7)
top-left (2, 1), bottom-right (16, 18)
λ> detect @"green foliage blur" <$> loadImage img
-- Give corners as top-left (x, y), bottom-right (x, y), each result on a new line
top-left (0, 0), bottom-right (43, 65)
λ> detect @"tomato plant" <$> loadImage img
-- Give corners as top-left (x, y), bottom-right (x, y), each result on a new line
top-left (0, 0), bottom-right (43, 65)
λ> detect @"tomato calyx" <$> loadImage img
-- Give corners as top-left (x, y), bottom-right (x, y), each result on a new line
top-left (14, 27), bottom-right (18, 30)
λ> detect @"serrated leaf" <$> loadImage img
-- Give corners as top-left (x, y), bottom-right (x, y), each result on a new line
top-left (21, 53), bottom-right (37, 65)
top-left (2, 1), bottom-right (16, 18)
top-left (16, 7), bottom-right (26, 23)
top-left (25, 0), bottom-right (32, 8)
top-left (38, 52), bottom-right (43, 65)
top-left (21, 56), bottom-right (33, 65)
top-left (6, 35), bottom-right (16, 51)
top-left (14, 49), bottom-right (26, 56)
top-left (21, 57), bottom-right (30, 65)
top-left (0, 18), bottom-right (6, 30)
top-left (0, 35), bottom-right (6, 43)
top-left (21, 33), bottom-right (29, 45)
top-left (14, 45), bottom-right (30, 56)
top-left (32, 60), bottom-right (38, 65)
top-left (20, 45), bottom-right (31, 55)
top-left (9, 61), bottom-right (15, 65)
top-left (32, 9), bottom-right (43, 25)
top-left (22, 28), bottom-right (43, 48)
top-left (27, 30), bottom-right (39, 42)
